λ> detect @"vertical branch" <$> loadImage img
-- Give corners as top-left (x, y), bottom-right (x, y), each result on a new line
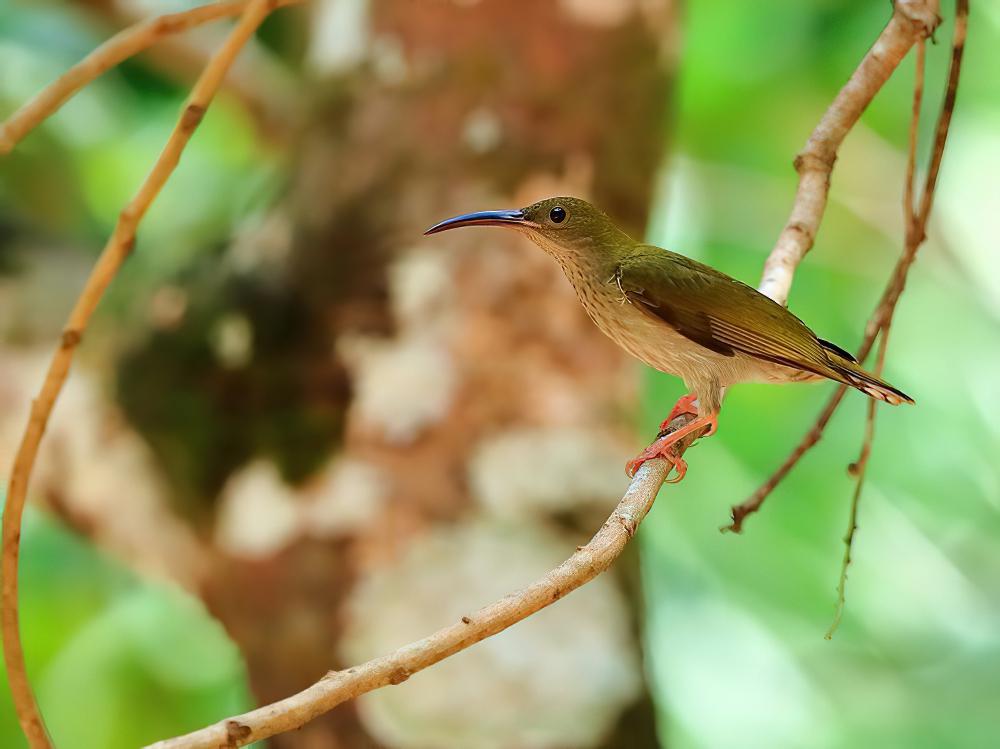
top-left (826, 329), bottom-right (889, 639)
top-left (1, 2), bottom-right (282, 746)
top-left (827, 0), bottom-right (966, 634)
top-left (828, 41), bottom-right (926, 635)
top-left (903, 41), bottom-right (928, 227)
top-left (728, 0), bottom-right (966, 534)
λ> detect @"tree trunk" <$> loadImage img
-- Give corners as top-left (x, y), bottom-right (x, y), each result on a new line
top-left (120, 1), bottom-right (678, 745)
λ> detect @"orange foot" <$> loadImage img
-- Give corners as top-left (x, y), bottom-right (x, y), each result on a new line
top-left (625, 411), bottom-right (719, 482)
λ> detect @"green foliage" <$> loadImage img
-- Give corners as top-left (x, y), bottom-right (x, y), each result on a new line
top-left (0, 495), bottom-right (253, 749)
top-left (0, 2), bottom-right (282, 285)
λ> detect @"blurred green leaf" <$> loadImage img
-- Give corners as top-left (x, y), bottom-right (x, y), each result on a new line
top-left (0, 496), bottom-right (254, 749)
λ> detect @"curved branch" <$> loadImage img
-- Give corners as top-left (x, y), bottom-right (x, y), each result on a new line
top-left (757, 0), bottom-right (940, 305)
top-left (0, 0), bottom-right (298, 156)
top-left (145, 420), bottom-right (707, 748)
top-left (1, 2), bottom-right (285, 746)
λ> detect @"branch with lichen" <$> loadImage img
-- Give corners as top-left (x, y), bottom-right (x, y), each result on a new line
top-left (0, 2), bottom-right (293, 746)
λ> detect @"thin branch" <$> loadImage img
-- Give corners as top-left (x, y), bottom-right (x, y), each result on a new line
top-left (757, 0), bottom-right (940, 306)
top-left (869, 1), bottom-right (966, 329)
top-left (827, 0), bottom-right (966, 633)
top-left (729, 0), bottom-right (966, 534)
top-left (724, 385), bottom-right (850, 533)
top-left (826, 328), bottom-right (889, 639)
top-left (1, 2), bottom-right (284, 746)
top-left (828, 44), bottom-right (928, 633)
top-left (903, 41), bottom-right (927, 226)
top-left (0, 0), bottom-right (297, 156)
top-left (146, 418), bottom-right (705, 749)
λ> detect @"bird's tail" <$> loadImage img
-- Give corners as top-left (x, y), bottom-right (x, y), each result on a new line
top-left (817, 338), bottom-right (914, 406)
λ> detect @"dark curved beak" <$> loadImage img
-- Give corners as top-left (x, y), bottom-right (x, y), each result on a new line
top-left (424, 209), bottom-right (527, 235)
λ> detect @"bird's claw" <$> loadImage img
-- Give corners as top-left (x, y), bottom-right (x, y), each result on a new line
top-left (627, 408), bottom-right (719, 483)
top-left (625, 444), bottom-right (688, 482)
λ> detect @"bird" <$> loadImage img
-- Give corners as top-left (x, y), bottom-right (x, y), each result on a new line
top-left (425, 196), bottom-right (912, 482)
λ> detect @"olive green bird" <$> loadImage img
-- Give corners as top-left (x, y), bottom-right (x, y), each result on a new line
top-left (426, 197), bottom-right (912, 481)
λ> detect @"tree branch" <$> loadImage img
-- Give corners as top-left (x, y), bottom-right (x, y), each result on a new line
top-left (826, 329), bottom-right (889, 638)
top-left (828, 43), bottom-right (930, 635)
top-left (144, 418), bottom-right (706, 749)
top-left (827, 0), bottom-right (966, 635)
top-left (757, 0), bottom-right (940, 305)
top-left (0, 0), bottom-right (297, 156)
top-left (1, 2), bottom-right (287, 746)
top-left (728, 0), bottom-right (966, 534)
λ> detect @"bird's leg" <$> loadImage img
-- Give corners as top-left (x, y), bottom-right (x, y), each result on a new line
top-left (625, 411), bottom-right (719, 482)
top-left (657, 393), bottom-right (700, 432)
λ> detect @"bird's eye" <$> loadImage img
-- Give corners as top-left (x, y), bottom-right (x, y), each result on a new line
top-left (549, 206), bottom-right (567, 224)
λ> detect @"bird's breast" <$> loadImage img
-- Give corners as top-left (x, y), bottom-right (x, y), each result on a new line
top-left (565, 270), bottom-right (757, 387)
top-left (568, 272), bottom-right (681, 366)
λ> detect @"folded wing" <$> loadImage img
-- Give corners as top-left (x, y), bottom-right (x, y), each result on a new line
top-left (616, 247), bottom-right (837, 378)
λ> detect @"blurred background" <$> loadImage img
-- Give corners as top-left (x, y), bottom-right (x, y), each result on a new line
top-left (1, 0), bottom-right (998, 747)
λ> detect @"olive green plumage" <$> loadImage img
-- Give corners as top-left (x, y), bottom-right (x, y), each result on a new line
top-left (613, 247), bottom-right (911, 401)
top-left (426, 196), bottom-right (913, 415)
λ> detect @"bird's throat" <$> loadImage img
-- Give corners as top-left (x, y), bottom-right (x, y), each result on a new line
top-left (523, 231), bottom-right (619, 287)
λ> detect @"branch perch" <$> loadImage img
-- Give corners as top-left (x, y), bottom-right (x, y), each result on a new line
top-left (1, 2), bottom-right (287, 746)
top-left (146, 419), bottom-right (703, 748)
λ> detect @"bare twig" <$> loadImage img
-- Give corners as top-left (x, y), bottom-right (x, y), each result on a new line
top-left (729, 0), bottom-right (966, 534)
top-left (1, 2), bottom-right (283, 746)
top-left (827, 0), bottom-right (966, 634)
top-left (903, 41), bottom-right (927, 227)
top-left (827, 42), bottom-right (927, 636)
top-left (728, 237), bottom-right (922, 534)
top-left (0, 0), bottom-right (298, 156)
top-left (826, 330), bottom-right (889, 639)
top-left (146, 418), bottom-right (705, 749)
top-left (757, 0), bottom-right (941, 305)
top-left (725, 385), bottom-right (850, 533)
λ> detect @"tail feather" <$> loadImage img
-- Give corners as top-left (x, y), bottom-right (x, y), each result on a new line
top-left (821, 345), bottom-right (914, 406)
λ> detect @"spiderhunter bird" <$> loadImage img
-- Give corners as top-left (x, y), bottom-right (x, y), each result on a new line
top-left (425, 197), bottom-right (912, 482)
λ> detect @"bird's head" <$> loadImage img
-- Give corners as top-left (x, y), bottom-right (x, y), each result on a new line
top-left (424, 196), bottom-right (630, 262)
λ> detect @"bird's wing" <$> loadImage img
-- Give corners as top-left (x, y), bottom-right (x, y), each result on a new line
top-left (615, 247), bottom-right (842, 377)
